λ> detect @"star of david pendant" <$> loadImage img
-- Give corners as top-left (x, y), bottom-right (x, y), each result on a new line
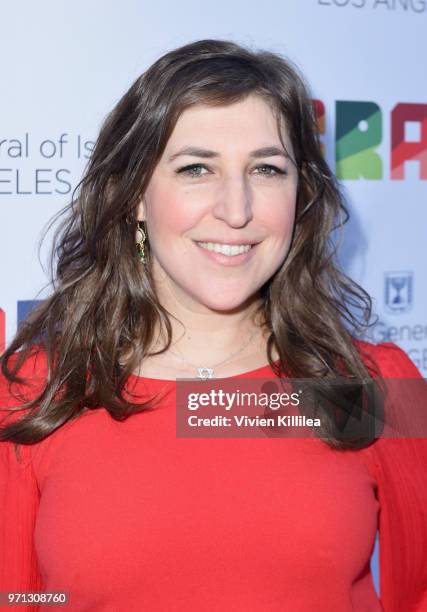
top-left (197, 367), bottom-right (214, 379)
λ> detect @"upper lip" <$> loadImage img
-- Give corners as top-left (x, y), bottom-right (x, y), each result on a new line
top-left (194, 239), bottom-right (260, 246)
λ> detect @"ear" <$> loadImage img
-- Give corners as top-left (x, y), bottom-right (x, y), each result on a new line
top-left (136, 196), bottom-right (146, 222)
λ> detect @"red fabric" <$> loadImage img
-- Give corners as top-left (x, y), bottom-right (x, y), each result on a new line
top-left (0, 341), bottom-right (426, 611)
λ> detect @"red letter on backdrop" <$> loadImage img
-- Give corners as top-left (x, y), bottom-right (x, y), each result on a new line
top-left (391, 103), bottom-right (427, 180)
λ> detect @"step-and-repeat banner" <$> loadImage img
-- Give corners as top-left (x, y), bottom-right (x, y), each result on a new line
top-left (1, 0), bottom-right (425, 597)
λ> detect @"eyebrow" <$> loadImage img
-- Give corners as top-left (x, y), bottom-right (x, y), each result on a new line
top-left (168, 145), bottom-right (290, 163)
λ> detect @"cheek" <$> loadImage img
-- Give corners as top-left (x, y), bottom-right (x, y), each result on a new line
top-left (267, 199), bottom-right (296, 241)
top-left (149, 191), bottom-right (198, 238)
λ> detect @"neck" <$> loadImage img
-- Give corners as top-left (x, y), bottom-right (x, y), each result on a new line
top-left (149, 292), bottom-right (267, 366)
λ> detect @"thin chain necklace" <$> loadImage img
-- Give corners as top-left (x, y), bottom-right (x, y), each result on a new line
top-left (168, 327), bottom-right (261, 379)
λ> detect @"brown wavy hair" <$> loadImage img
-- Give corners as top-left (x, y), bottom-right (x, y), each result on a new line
top-left (0, 38), bottom-right (382, 450)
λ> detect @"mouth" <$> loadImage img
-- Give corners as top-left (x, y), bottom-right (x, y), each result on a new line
top-left (193, 240), bottom-right (260, 266)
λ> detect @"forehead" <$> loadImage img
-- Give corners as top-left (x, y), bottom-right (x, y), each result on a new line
top-left (164, 95), bottom-right (292, 152)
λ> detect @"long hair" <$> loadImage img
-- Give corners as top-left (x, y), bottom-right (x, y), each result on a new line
top-left (0, 38), bottom-right (382, 449)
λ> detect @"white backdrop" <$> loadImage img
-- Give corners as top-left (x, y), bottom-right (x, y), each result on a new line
top-left (1, 0), bottom-right (426, 597)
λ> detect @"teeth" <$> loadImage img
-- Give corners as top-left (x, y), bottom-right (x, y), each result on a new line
top-left (197, 242), bottom-right (252, 256)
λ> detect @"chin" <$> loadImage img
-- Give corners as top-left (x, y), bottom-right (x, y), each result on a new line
top-left (194, 292), bottom-right (253, 313)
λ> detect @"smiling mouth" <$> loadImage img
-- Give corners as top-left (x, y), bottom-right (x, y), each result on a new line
top-left (195, 241), bottom-right (255, 256)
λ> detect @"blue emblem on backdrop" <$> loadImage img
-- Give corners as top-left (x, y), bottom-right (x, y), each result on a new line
top-left (17, 300), bottom-right (42, 325)
top-left (384, 271), bottom-right (413, 314)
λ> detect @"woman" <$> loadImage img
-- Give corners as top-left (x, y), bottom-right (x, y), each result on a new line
top-left (1, 39), bottom-right (426, 611)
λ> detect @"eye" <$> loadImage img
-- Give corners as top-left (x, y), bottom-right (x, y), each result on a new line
top-left (175, 163), bottom-right (288, 179)
top-left (176, 163), bottom-right (209, 178)
top-left (254, 164), bottom-right (287, 178)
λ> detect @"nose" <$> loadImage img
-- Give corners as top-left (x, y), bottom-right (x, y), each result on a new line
top-left (211, 175), bottom-right (254, 228)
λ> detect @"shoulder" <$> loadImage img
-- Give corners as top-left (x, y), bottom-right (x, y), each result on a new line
top-left (353, 339), bottom-right (425, 440)
top-left (354, 340), bottom-right (427, 474)
top-left (1, 343), bottom-right (48, 384)
top-left (0, 344), bottom-right (48, 425)
top-left (352, 338), bottom-right (423, 379)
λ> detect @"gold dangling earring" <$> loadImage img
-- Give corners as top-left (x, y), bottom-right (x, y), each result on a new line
top-left (136, 220), bottom-right (146, 264)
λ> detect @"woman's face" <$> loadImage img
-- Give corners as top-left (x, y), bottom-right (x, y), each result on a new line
top-left (138, 94), bottom-right (299, 313)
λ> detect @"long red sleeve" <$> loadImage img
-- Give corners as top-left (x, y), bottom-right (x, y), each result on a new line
top-left (361, 342), bottom-right (427, 611)
top-left (0, 439), bottom-right (44, 605)
top-left (0, 351), bottom-right (47, 611)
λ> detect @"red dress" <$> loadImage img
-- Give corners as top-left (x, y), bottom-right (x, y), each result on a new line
top-left (1, 341), bottom-right (426, 611)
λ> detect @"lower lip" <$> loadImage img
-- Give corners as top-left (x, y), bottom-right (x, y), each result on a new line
top-left (194, 242), bottom-right (259, 266)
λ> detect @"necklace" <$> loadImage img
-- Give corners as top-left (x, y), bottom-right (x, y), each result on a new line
top-left (168, 327), bottom-right (261, 379)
